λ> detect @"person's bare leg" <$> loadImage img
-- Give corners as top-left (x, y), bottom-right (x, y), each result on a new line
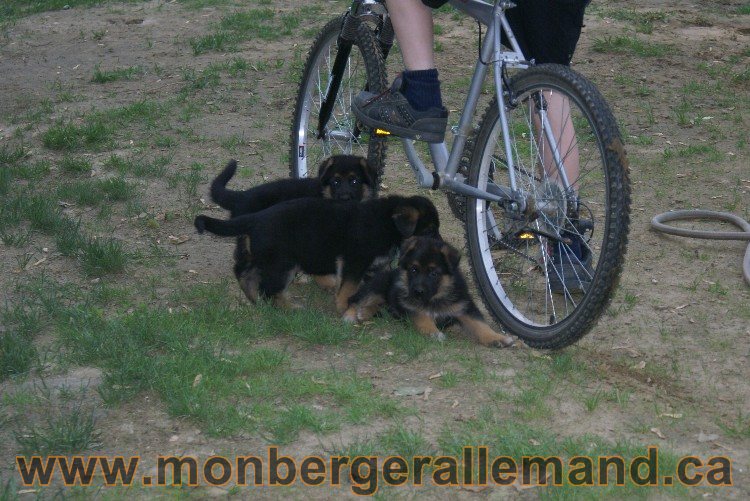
top-left (536, 92), bottom-right (580, 191)
top-left (386, 0), bottom-right (435, 71)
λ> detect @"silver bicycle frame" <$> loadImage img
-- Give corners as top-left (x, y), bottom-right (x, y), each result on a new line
top-left (400, 0), bottom-right (569, 207)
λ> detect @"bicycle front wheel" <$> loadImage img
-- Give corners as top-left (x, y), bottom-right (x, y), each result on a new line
top-left (290, 15), bottom-right (387, 180)
top-left (464, 64), bottom-right (631, 349)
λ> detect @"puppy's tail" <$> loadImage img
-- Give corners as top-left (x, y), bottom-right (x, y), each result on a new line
top-left (209, 160), bottom-right (243, 211)
top-left (194, 213), bottom-right (256, 237)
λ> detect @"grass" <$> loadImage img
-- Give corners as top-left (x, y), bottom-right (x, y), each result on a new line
top-left (80, 237), bottom-right (128, 276)
top-left (718, 412), bottom-right (750, 439)
top-left (592, 35), bottom-right (670, 57)
top-left (15, 406), bottom-right (101, 455)
top-left (24, 194), bottom-right (66, 233)
top-left (0, 166), bottom-right (11, 197)
top-left (3, 187), bottom-right (128, 274)
top-left (0, 144), bottom-right (26, 165)
top-left (603, 8), bottom-right (667, 34)
top-left (437, 411), bottom-right (686, 496)
top-left (42, 118), bottom-right (113, 151)
top-left (43, 283), bottom-right (404, 439)
top-left (91, 65), bottom-right (143, 84)
top-left (0, 228), bottom-right (31, 247)
top-left (56, 177), bottom-right (136, 206)
top-left (93, 99), bottom-right (168, 129)
top-left (59, 156), bottom-right (92, 174)
top-left (0, 331), bottom-right (38, 380)
top-left (188, 8), bottom-right (315, 55)
top-left (104, 154), bottom-right (169, 177)
top-left (1, 0), bottom-right (129, 21)
top-left (379, 427), bottom-right (432, 458)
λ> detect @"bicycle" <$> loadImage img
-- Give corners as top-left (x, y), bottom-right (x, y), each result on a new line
top-left (290, 0), bottom-right (631, 349)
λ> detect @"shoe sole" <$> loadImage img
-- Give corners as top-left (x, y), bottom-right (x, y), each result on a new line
top-left (352, 105), bottom-right (446, 143)
top-left (549, 279), bottom-right (590, 294)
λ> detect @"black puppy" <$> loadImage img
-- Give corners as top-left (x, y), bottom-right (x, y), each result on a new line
top-left (210, 155), bottom-right (378, 291)
top-left (194, 196), bottom-right (440, 311)
top-left (345, 236), bottom-right (514, 348)
top-left (210, 155), bottom-right (377, 217)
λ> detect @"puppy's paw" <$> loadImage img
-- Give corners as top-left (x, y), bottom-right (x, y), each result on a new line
top-left (342, 307), bottom-right (359, 324)
top-left (313, 274), bottom-right (338, 290)
top-left (273, 295), bottom-right (303, 310)
top-left (490, 336), bottom-right (515, 348)
top-left (356, 308), bottom-right (372, 323)
top-left (430, 331), bottom-right (446, 342)
top-left (194, 215), bottom-right (207, 234)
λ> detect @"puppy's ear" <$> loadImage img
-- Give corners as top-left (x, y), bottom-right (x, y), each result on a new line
top-left (392, 206), bottom-right (419, 237)
top-left (439, 243), bottom-right (461, 272)
top-left (358, 157), bottom-right (377, 188)
top-left (318, 157), bottom-right (336, 184)
top-left (400, 236), bottom-right (419, 256)
top-left (398, 237), bottom-right (419, 268)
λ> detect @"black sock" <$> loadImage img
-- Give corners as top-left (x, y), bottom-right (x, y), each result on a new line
top-left (402, 69), bottom-right (443, 111)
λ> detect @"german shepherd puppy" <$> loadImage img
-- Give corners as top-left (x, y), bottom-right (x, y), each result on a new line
top-left (344, 237), bottom-right (514, 348)
top-left (210, 155), bottom-right (377, 217)
top-left (194, 196), bottom-right (440, 311)
top-left (210, 155), bottom-right (378, 290)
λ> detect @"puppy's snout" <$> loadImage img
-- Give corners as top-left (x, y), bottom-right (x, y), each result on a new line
top-left (412, 285), bottom-right (425, 297)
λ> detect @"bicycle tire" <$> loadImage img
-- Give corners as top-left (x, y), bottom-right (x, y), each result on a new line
top-left (464, 64), bottom-right (631, 349)
top-left (290, 15), bottom-right (388, 182)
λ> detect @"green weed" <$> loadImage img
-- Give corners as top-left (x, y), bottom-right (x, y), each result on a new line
top-left (0, 228), bottom-right (30, 247)
top-left (55, 219), bottom-right (85, 257)
top-left (80, 237), bottom-right (128, 276)
top-left (604, 8), bottom-right (666, 34)
top-left (0, 166), bottom-right (10, 196)
top-left (379, 427), bottom-right (431, 458)
top-left (15, 406), bottom-right (100, 455)
top-left (104, 154), bottom-right (168, 178)
top-left (0, 144), bottom-right (26, 165)
top-left (0, 331), bottom-right (38, 380)
top-left (59, 156), bottom-right (92, 174)
top-left (12, 161), bottom-right (51, 181)
top-left (42, 118), bottom-right (113, 151)
top-left (718, 412), bottom-right (750, 438)
top-left (592, 35), bottom-right (670, 57)
top-left (56, 177), bottom-right (136, 207)
top-left (584, 389), bottom-right (606, 412)
top-left (189, 8), bottom-right (307, 55)
top-left (24, 195), bottom-right (64, 234)
top-left (91, 65), bottom-right (143, 83)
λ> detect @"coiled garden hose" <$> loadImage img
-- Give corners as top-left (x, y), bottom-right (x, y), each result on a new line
top-left (651, 210), bottom-right (750, 287)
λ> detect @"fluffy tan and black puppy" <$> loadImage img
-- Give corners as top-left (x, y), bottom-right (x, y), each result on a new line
top-left (345, 236), bottom-right (514, 348)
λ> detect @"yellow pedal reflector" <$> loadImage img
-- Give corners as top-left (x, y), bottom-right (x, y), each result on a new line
top-left (518, 232), bottom-right (535, 239)
top-left (374, 128), bottom-right (392, 136)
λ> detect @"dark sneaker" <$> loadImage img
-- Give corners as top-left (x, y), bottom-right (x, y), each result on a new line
top-left (547, 234), bottom-right (594, 294)
top-left (352, 80), bottom-right (448, 143)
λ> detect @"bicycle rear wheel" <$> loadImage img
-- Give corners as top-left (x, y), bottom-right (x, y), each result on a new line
top-left (464, 64), bottom-right (631, 349)
top-left (290, 15), bottom-right (387, 180)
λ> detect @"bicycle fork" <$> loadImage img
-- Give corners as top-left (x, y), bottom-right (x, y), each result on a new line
top-left (317, 2), bottom-right (395, 140)
top-left (316, 11), bottom-right (360, 139)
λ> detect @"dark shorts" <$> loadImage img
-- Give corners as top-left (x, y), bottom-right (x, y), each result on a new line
top-left (421, 0), bottom-right (589, 65)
